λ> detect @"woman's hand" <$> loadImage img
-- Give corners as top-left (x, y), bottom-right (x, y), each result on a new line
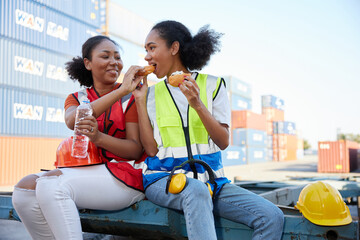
top-left (133, 77), bottom-right (149, 103)
top-left (75, 115), bottom-right (100, 144)
top-left (179, 75), bottom-right (202, 110)
top-left (121, 65), bottom-right (144, 95)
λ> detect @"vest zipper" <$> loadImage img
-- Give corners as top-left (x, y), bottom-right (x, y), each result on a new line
top-left (164, 82), bottom-right (198, 178)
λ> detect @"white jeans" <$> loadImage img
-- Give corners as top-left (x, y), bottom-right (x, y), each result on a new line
top-left (12, 164), bottom-right (145, 240)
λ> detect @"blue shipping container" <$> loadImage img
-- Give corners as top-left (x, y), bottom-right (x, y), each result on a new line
top-left (32, 0), bottom-right (105, 28)
top-left (232, 129), bottom-right (267, 148)
top-left (230, 93), bottom-right (252, 110)
top-left (221, 146), bottom-right (247, 166)
top-left (0, 0), bottom-right (100, 56)
top-left (273, 121), bottom-right (297, 135)
top-left (0, 87), bottom-right (73, 137)
top-left (266, 134), bottom-right (273, 149)
top-left (262, 95), bottom-right (284, 110)
top-left (0, 37), bottom-right (80, 97)
top-left (247, 147), bottom-right (268, 164)
top-left (223, 76), bottom-right (252, 99)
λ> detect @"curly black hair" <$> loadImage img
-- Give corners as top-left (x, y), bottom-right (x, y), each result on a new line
top-left (152, 20), bottom-right (223, 71)
top-left (65, 35), bottom-right (119, 87)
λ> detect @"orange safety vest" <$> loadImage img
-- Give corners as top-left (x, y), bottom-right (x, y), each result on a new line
top-left (72, 85), bottom-right (145, 191)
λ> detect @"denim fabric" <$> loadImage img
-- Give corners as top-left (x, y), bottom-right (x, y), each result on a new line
top-left (145, 177), bottom-right (284, 240)
top-left (214, 183), bottom-right (284, 240)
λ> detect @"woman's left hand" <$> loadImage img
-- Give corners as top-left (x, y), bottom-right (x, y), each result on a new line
top-left (179, 75), bottom-right (202, 110)
top-left (75, 115), bottom-right (100, 144)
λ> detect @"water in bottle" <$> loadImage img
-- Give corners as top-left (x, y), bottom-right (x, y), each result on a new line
top-left (71, 99), bottom-right (93, 158)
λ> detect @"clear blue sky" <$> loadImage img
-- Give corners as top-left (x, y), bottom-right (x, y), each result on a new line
top-left (114, 0), bottom-right (360, 148)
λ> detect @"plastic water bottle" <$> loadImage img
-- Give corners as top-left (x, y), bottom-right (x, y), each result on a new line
top-left (71, 99), bottom-right (93, 158)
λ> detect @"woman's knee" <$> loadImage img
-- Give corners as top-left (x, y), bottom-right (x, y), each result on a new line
top-left (15, 174), bottom-right (39, 190)
top-left (15, 170), bottom-right (63, 190)
top-left (183, 179), bottom-right (212, 201)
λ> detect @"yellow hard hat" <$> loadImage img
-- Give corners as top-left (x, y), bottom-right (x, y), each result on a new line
top-left (295, 181), bottom-right (352, 226)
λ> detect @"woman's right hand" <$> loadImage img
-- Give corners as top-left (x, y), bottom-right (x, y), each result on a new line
top-left (121, 66), bottom-right (144, 94)
top-left (133, 77), bottom-right (148, 103)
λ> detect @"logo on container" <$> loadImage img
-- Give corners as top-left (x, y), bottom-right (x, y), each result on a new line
top-left (253, 133), bottom-right (264, 142)
top-left (253, 150), bottom-right (264, 158)
top-left (237, 100), bottom-right (248, 109)
top-left (46, 21), bottom-right (69, 41)
top-left (46, 108), bottom-right (65, 122)
top-left (15, 9), bottom-right (45, 32)
top-left (236, 82), bottom-right (248, 93)
top-left (13, 103), bottom-right (43, 120)
top-left (226, 151), bottom-right (240, 159)
top-left (46, 65), bottom-right (68, 81)
top-left (14, 56), bottom-right (44, 76)
top-left (319, 143), bottom-right (330, 149)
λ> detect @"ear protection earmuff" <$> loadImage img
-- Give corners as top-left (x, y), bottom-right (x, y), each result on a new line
top-left (165, 159), bottom-right (217, 199)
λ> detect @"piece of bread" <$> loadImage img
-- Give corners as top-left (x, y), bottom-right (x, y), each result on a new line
top-left (168, 71), bottom-right (191, 87)
top-left (137, 65), bottom-right (155, 76)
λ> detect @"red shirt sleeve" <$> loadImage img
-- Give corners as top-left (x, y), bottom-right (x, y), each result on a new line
top-left (64, 94), bottom-right (79, 111)
top-left (125, 100), bottom-right (139, 123)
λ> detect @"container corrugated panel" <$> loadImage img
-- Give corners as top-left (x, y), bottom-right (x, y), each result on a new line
top-left (0, 37), bottom-right (80, 96)
top-left (32, 0), bottom-right (103, 28)
top-left (108, 1), bottom-right (153, 46)
top-left (266, 148), bottom-right (273, 161)
top-left (228, 92), bottom-right (252, 110)
top-left (0, 136), bottom-right (62, 186)
top-left (265, 121), bottom-right (273, 135)
top-left (221, 146), bottom-right (247, 166)
top-left (318, 140), bottom-right (359, 173)
top-left (0, 87), bottom-right (73, 137)
top-left (223, 76), bottom-right (252, 99)
top-left (0, 0), bottom-right (100, 56)
top-left (278, 149), bottom-right (297, 161)
top-left (247, 147), bottom-right (268, 164)
top-left (232, 129), bottom-right (267, 148)
top-left (273, 134), bottom-right (298, 149)
top-left (297, 138), bottom-right (304, 150)
top-left (273, 121), bottom-right (296, 135)
top-left (231, 110), bottom-right (266, 131)
top-left (261, 95), bottom-right (284, 110)
top-left (261, 107), bottom-right (284, 122)
top-left (266, 134), bottom-right (273, 149)
top-left (273, 147), bottom-right (280, 162)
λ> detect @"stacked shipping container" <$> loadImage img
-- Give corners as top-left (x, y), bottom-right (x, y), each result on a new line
top-left (222, 77), bottom-right (269, 166)
top-left (0, 0), bottom-right (107, 186)
top-left (262, 95), bottom-right (304, 162)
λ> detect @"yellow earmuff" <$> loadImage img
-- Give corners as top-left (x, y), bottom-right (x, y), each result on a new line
top-left (168, 173), bottom-right (187, 194)
top-left (206, 183), bottom-right (213, 198)
top-left (166, 159), bottom-right (217, 199)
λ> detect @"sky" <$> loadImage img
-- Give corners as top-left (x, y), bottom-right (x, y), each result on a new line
top-left (114, 0), bottom-right (360, 148)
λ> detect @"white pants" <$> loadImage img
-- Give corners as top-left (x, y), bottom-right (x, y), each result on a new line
top-left (12, 164), bottom-right (145, 240)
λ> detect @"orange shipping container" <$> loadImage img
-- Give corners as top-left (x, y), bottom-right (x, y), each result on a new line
top-left (273, 134), bottom-right (297, 149)
top-left (262, 107), bottom-right (285, 122)
top-left (318, 140), bottom-right (359, 173)
top-left (273, 148), bottom-right (298, 161)
top-left (0, 136), bottom-right (63, 186)
top-left (231, 110), bottom-right (266, 131)
top-left (297, 138), bottom-right (304, 150)
top-left (278, 149), bottom-right (297, 161)
top-left (266, 121), bottom-right (273, 135)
